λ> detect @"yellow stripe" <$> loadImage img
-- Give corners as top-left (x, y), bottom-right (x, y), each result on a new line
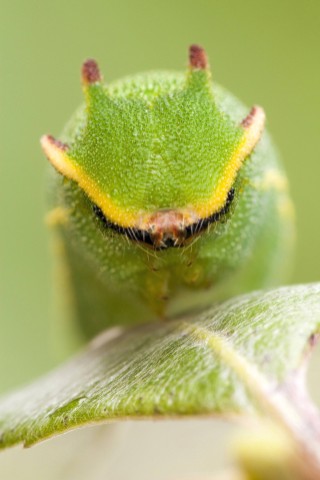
top-left (41, 136), bottom-right (137, 227)
top-left (42, 107), bottom-right (264, 229)
top-left (45, 207), bottom-right (70, 227)
top-left (251, 169), bottom-right (288, 193)
top-left (193, 107), bottom-right (265, 219)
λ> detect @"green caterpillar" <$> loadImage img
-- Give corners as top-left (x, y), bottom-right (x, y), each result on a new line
top-left (42, 45), bottom-right (294, 339)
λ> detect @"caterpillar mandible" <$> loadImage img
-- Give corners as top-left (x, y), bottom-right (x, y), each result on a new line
top-left (41, 45), bottom-right (294, 339)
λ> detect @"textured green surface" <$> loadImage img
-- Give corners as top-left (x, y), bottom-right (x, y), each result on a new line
top-left (51, 76), bottom-right (294, 338)
top-left (67, 70), bottom-right (243, 213)
top-left (0, 284), bottom-right (319, 449)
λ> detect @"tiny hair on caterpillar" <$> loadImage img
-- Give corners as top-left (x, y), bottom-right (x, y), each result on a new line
top-left (42, 45), bottom-right (294, 339)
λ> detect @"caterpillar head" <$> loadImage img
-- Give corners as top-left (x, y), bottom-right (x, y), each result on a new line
top-left (41, 45), bottom-right (264, 249)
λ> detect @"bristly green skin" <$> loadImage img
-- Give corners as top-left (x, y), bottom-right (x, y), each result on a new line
top-left (43, 46), bottom-right (294, 338)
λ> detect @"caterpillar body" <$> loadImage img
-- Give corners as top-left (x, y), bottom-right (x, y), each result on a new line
top-left (42, 45), bottom-right (294, 338)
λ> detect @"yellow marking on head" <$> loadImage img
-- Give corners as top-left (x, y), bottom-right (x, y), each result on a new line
top-left (45, 207), bottom-right (70, 227)
top-left (193, 106), bottom-right (266, 219)
top-left (278, 197), bottom-right (295, 221)
top-left (41, 135), bottom-right (137, 227)
top-left (249, 167), bottom-right (294, 220)
top-left (41, 106), bottom-right (264, 230)
top-left (252, 169), bottom-right (289, 193)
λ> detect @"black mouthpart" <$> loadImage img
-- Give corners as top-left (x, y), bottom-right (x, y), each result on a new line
top-left (93, 187), bottom-right (235, 249)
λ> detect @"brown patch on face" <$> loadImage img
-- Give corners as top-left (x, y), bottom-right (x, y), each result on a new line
top-left (189, 44), bottom-right (208, 70)
top-left (144, 209), bottom-right (197, 248)
top-left (94, 188), bottom-right (235, 249)
top-left (81, 59), bottom-right (101, 85)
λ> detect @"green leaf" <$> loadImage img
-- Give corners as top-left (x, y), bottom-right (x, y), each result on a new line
top-left (0, 284), bottom-right (320, 449)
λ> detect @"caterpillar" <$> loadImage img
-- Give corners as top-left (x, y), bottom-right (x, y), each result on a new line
top-left (41, 45), bottom-right (294, 339)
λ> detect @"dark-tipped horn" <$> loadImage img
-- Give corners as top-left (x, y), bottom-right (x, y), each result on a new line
top-left (41, 134), bottom-right (69, 154)
top-left (189, 44), bottom-right (208, 70)
top-left (241, 106), bottom-right (265, 130)
top-left (40, 134), bottom-right (72, 177)
top-left (81, 58), bottom-right (102, 85)
top-left (239, 106), bottom-right (266, 159)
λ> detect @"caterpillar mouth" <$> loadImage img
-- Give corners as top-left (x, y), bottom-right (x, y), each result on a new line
top-left (94, 188), bottom-right (235, 249)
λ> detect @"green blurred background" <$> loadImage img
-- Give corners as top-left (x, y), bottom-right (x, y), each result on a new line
top-left (0, 0), bottom-right (320, 480)
top-left (0, 1), bottom-right (320, 477)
